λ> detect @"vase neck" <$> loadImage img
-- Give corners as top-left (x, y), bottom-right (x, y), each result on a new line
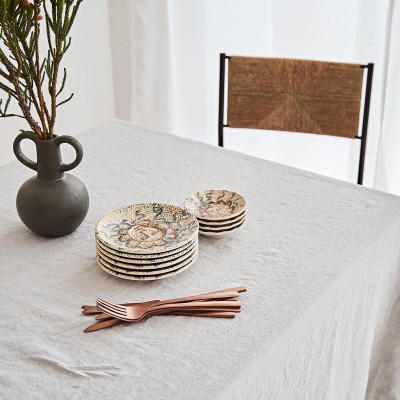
top-left (36, 138), bottom-right (64, 180)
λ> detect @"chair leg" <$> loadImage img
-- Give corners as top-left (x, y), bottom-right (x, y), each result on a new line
top-left (357, 63), bottom-right (374, 185)
top-left (218, 53), bottom-right (226, 147)
top-left (357, 136), bottom-right (366, 185)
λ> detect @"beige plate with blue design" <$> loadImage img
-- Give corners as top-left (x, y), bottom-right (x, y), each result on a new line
top-left (184, 190), bottom-right (246, 221)
top-left (96, 237), bottom-right (197, 263)
top-left (96, 242), bottom-right (197, 270)
top-left (96, 252), bottom-right (197, 280)
top-left (199, 214), bottom-right (246, 229)
top-left (97, 247), bottom-right (198, 276)
top-left (197, 210), bottom-right (246, 225)
top-left (96, 203), bottom-right (198, 255)
top-left (199, 219), bottom-right (245, 237)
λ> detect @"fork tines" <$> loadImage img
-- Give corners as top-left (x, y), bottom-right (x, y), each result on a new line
top-left (96, 298), bottom-right (128, 317)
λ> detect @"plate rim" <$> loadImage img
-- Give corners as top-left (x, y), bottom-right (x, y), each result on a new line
top-left (199, 220), bottom-right (245, 236)
top-left (97, 248), bottom-right (198, 275)
top-left (196, 209), bottom-right (246, 225)
top-left (199, 215), bottom-right (246, 230)
top-left (96, 237), bottom-right (197, 263)
top-left (96, 243), bottom-right (198, 270)
top-left (96, 252), bottom-right (197, 281)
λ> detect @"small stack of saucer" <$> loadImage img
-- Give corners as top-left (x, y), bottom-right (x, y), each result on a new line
top-left (95, 203), bottom-right (199, 281)
top-left (184, 190), bottom-right (246, 237)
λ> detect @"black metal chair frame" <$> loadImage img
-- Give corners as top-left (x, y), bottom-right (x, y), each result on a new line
top-left (218, 53), bottom-right (374, 185)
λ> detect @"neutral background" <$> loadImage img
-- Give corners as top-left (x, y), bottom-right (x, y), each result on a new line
top-left (1, 0), bottom-right (399, 195)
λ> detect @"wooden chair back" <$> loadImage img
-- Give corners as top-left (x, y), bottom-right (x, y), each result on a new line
top-left (218, 55), bottom-right (374, 184)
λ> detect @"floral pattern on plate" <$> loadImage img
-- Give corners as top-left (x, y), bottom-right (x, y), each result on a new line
top-left (184, 190), bottom-right (246, 221)
top-left (96, 203), bottom-right (198, 254)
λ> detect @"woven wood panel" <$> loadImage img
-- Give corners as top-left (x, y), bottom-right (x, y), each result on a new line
top-left (227, 57), bottom-right (364, 138)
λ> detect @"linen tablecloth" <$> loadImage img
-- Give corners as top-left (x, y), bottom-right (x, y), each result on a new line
top-left (1, 120), bottom-right (399, 399)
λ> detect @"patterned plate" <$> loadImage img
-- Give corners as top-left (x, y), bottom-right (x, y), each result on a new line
top-left (197, 210), bottom-right (246, 225)
top-left (96, 203), bottom-right (198, 254)
top-left (96, 252), bottom-right (197, 281)
top-left (96, 243), bottom-right (198, 270)
top-left (97, 248), bottom-right (198, 276)
top-left (199, 214), bottom-right (246, 229)
top-left (96, 237), bottom-right (197, 263)
top-left (199, 219), bottom-right (245, 237)
top-left (184, 190), bottom-right (246, 221)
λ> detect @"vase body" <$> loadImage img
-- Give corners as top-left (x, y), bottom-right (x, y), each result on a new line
top-left (13, 131), bottom-right (89, 237)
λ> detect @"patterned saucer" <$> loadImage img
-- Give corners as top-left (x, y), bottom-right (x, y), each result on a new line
top-left (199, 219), bottom-right (245, 237)
top-left (184, 190), bottom-right (246, 221)
top-left (199, 214), bottom-right (246, 229)
top-left (197, 210), bottom-right (246, 225)
top-left (97, 248), bottom-right (198, 276)
top-left (96, 237), bottom-right (197, 264)
top-left (96, 203), bottom-right (198, 254)
top-left (199, 217), bottom-right (245, 231)
top-left (96, 252), bottom-right (197, 281)
top-left (96, 243), bottom-right (197, 270)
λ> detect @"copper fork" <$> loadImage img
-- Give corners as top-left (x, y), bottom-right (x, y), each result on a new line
top-left (96, 298), bottom-right (241, 322)
top-left (94, 291), bottom-right (240, 320)
top-left (83, 286), bottom-right (246, 315)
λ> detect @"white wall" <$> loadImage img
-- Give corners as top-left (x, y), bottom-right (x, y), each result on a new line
top-left (0, 0), bottom-right (114, 165)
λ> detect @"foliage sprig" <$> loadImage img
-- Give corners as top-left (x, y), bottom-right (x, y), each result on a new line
top-left (0, 0), bottom-right (82, 139)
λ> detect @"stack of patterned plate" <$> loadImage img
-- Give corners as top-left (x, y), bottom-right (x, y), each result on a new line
top-left (184, 190), bottom-right (246, 237)
top-left (95, 203), bottom-right (199, 281)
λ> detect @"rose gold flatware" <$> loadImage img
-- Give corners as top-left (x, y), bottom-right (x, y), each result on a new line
top-left (84, 311), bottom-right (236, 333)
top-left (96, 298), bottom-right (241, 322)
top-left (143, 287), bottom-right (245, 307)
top-left (84, 294), bottom-right (238, 317)
top-left (84, 318), bottom-right (122, 333)
top-left (82, 286), bottom-right (246, 315)
top-left (96, 300), bottom-right (241, 320)
top-left (82, 300), bottom-right (160, 315)
top-left (94, 291), bottom-right (241, 320)
top-left (94, 301), bottom-right (240, 320)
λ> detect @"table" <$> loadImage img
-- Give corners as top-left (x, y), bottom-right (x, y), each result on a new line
top-left (1, 120), bottom-right (399, 399)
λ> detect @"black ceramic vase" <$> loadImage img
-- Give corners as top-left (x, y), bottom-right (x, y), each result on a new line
top-left (13, 131), bottom-right (89, 237)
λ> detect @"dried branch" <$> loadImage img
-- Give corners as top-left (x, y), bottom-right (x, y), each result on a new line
top-left (0, 0), bottom-right (83, 139)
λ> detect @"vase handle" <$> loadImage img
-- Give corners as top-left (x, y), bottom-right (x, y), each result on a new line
top-left (13, 131), bottom-right (38, 171)
top-left (56, 135), bottom-right (83, 172)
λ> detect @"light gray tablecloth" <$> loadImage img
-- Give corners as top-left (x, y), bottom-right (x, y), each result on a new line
top-left (1, 120), bottom-right (399, 400)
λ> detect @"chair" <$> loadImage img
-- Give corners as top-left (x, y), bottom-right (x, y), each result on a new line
top-left (218, 54), bottom-right (374, 185)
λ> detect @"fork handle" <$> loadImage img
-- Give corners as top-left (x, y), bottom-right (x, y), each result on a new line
top-left (152, 299), bottom-right (240, 311)
top-left (151, 288), bottom-right (244, 308)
